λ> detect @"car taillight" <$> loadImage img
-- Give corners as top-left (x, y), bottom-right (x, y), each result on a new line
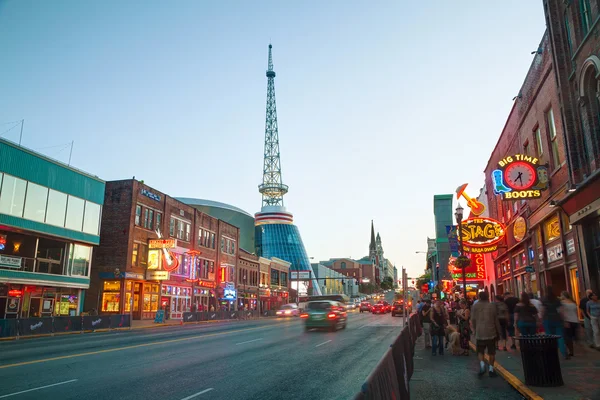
top-left (327, 313), bottom-right (336, 319)
top-left (284, 310), bottom-right (291, 314)
top-left (300, 313), bottom-right (309, 318)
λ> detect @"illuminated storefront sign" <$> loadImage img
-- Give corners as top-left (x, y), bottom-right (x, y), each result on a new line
top-left (492, 154), bottom-right (549, 200)
top-left (184, 279), bottom-right (217, 289)
top-left (148, 250), bottom-right (161, 270)
top-left (8, 289), bottom-right (22, 297)
top-left (456, 183), bottom-right (485, 216)
top-left (149, 239), bottom-right (176, 249)
top-left (513, 216), bottom-right (527, 242)
top-left (147, 270), bottom-right (169, 280)
top-left (460, 217), bottom-right (506, 254)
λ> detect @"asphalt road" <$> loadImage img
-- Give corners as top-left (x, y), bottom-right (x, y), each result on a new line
top-left (0, 292), bottom-right (405, 400)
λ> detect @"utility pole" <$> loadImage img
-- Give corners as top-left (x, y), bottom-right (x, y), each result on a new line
top-left (18, 119), bottom-right (24, 146)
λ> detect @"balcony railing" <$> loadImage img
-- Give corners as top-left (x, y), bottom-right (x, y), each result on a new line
top-left (0, 256), bottom-right (64, 275)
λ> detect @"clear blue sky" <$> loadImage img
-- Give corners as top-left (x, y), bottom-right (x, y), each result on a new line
top-left (0, 1), bottom-right (546, 278)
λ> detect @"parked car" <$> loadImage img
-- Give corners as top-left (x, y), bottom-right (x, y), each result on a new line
top-left (301, 300), bottom-right (347, 331)
top-left (276, 304), bottom-right (299, 317)
top-left (359, 301), bottom-right (371, 313)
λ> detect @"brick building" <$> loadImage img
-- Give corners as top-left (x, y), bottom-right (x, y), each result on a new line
top-left (544, 0), bottom-right (600, 295)
top-left (483, 32), bottom-right (579, 303)
top-left (326, 258), bottom-right (364, 282)
top-left (86, 179), bottom-right (240, 320)
top-left (237, 249), bottom-right (259, 310)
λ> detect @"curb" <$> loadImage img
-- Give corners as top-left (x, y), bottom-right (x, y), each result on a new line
top-left (0, 317), bottom-right (275, 342)
top-left (468, 342), bottom-right (543, 400)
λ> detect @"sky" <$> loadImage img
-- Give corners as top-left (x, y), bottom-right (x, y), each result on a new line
top-left (0, 1), bottom-right (547, 279)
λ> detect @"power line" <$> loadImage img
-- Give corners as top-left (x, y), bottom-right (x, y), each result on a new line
top-left (0, 120), bottom-right (22, 126)
top-left (0, 122), bottom-right (20, 138)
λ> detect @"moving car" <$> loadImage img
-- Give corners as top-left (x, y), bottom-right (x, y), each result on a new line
top-left (359, 301), bottom-right (371, 313)
top-left (301, 300), bottom-right (347, 331)
top-left (371, 303), bottom-right (386, 314)
top-left (377, 301), bottom-right (391, 313)
top-left (391, 301), bottom-right (409, 317)
top-left (276, 304), bottom-right (299, 317)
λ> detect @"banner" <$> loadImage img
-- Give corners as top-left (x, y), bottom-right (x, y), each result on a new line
top-left (446, 225), bottom-right (459, 256)
top-left (451, 252), bottom-right (487, 280)
top-left (19, 317), bottom-right (53, 336)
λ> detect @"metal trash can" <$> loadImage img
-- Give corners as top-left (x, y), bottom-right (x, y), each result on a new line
top-left (515, 334), bottom-right (564, 387)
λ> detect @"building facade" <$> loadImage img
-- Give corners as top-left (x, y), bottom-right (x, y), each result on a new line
top-left (311, 262), bottom-right (359, 297)
top-left (238, 249), bottom-right (259, 310)
top-left (544, 0), bottom-right (600, 295)
top-left (483, 31), bottom-right (578, 303)
top-left (0, 138), bottom-right (104, 318)
top-left (87, 179), bottom-right (240, 320)
top-left (433, 194), bottom-right (453, 282)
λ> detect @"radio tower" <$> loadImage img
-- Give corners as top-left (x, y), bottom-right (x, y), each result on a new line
top-left (259, 44), bottom-right (288, 207)
top-left (255, 44), bottom-right (321, 296)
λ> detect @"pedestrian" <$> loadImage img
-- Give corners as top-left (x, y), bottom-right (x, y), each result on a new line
top-left (514, 292), bottom-right (538, 336)
top-left (430, 299), bottom-right (448, 356)
top-left (580, 289), bottom-right (595, 348)
top-left (495, 294), bottom-right (509, 351)
top-left (455, 300), bottom-right (470, 356)
top-left (421, 299), bottom-right (432, 349)
top-left (586, 292), bottom-right (600, 349)
top-left (542, 286), bottom-right (569, 359)
top-left (529, 292), bottom-right (543, 316)
top-left (471, 291), bottom-right (501, 377)
top-left (504, 291), bottom-right (519, 349)
top-left (560, 291), bottom-right (579, 357)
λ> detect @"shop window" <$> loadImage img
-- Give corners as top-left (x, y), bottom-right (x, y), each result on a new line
top-left (83, 201), bottom-right (101, 235)
top-left (281, 272), bottom-right (288, 287)
top-left (169, 217), bottom-right (175, 237)
top-left (0, 174), bottom-right (26, 217)
top-left (132, 243), bottom-right (139, 267)
top-left (102, 280), bottom-right (121, 312)
top-left (545, 215), bottom-right (561, 242)
top-left (139, 243), bottom-right (147, 267)
top-left (36, 238), bottom-right (65, 274)
top-left (271, 269), bottom-right (279, 286)
top-left (135, 205), bottom-right (142, 226)
top-left (23, 182), bottom-right (48, 223)
top-left (65, 195), bottom-right (85, 231)
top-left (69, 244), bottom-right (91, 277)
top-left (45, 189), bottom-right (68, 227)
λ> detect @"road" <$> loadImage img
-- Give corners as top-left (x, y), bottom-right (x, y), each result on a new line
top-left (0, 293), bottom-right (405, 400)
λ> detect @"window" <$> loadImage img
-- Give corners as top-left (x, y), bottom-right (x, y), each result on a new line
top-left (185, 223), bottom-right (191, 242)
top-left (546, 108), bottom-right (561, 168)
top-left (46, 189), bottom-right (67, 227)
top-left (65, 196), bottom-right (85, 231)
top-left (580, 0), bottom-right (592, 35)
top-left (178, 220), bottom-right (184, 239)
top-left (148, 210), bottom-right (154, 230)
top-left (271, 269), bottom-right (279, 286)
top-left (0, 174), bottom-right (26, 217)
top-left (198, 229), bottom-right (204, 247)
top-left (169, 217), bottom-right (175, 237)
top-left (70, 244), bottom-right (91, 276)
top-left (142, 208), bottom-right (149, 229)
top-left (221, 237), bottom-right (225, 252)
top-left (23, 182), bottom-right (48, 222)
top-left (135, 205), bottom-right (142, 226)
top-left (139, 243), bottom-right (147, 267)
top-left (281, 272), bottom-right (288, 287)
top-left (83, 201), bottom-right (101, 235)
top-left (535, 128), bottom-right (544, 160)
top-left (341, 262), bottom-right (346, 269)
top-left (132, 243), bottom-right (139, 266)
top-left (565, 11), bottom-right (573, 55)
top-left (155, 212), bottom-right (162, 232)
top-left (523, 141), bottom-right (530, 156)
top-left (545, 215), bottom-right (561, 242)
top-left (101, 281), bottom-right (121, 312)
top-left (210, 232), bottom-right (215, 249)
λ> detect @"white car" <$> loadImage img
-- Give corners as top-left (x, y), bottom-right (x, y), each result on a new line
top-left (276, 304), bottom-right (300, 317)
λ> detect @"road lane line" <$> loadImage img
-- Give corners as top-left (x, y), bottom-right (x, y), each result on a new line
top-left (235, 338), bottom-right (263, 345)
top-left (0, 325), bottom-right (272, 370)
top-left (0, 379), bottom-right (78, 398)
top-left (315, 340), bottom-right (332, 347)
top-left (180, 388), bottom-right (214, 399)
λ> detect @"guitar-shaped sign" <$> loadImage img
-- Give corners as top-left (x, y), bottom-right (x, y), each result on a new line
top-left (456, 183), bottom-right (486, 216)
top-left (155, 228), bottom-right (179, 272)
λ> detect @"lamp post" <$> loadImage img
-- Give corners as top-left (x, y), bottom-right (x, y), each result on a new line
top-left (454, 203), bottom-right (467, 301)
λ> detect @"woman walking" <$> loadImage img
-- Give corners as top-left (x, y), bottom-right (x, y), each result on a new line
top-left (560, 291), bottom-right (579, 357)
top-left (495, 295), bottom-right (509, 351)
top-left (455, 300), bottom-right (470, 356)
top-left (514, 292), bottom-right (538, 336)
top-left (430, 299), bottom-right (448, 356)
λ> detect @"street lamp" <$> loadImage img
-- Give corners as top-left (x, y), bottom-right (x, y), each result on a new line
top-left (454, 203), bottom-right (467, 301)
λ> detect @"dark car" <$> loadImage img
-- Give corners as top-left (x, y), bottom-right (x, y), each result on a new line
top-left (371, 303), bottom-right (386, 314)
top-left (301, 300), bottom-right (347, 331)
top-left (359, 301), bottom-right (371, 313)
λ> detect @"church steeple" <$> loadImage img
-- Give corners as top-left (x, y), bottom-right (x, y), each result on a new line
top-left (369, 220), bottom-right (376, 252)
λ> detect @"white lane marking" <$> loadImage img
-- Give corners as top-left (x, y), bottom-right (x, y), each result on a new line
top-left (0, 379), bottom-right (78, 398)
top-left (315, 340), bottom-right (332, 347)
top-left (235, 338), bottom-right (263, 345)
top-left (180, 388), bottom-right (214, 400)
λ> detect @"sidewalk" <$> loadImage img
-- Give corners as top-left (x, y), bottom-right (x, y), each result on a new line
top-left (471, 341), bottom-right (600, 400)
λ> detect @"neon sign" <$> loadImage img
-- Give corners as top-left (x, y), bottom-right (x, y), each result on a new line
top-left (149, 239), bottom-right (176, 249)
top-left (456, 183), bottom-right (485, 216)
top-left (492, 154), bottom-right (548, 200)
top-left (451, 253), bottom-right (487, 280)
top-left (8, 289), bottom-right (22, 297)
top-left (460, 217), bottom-right (506, 254)
top-left (513, 216), bottom-right (527, 242)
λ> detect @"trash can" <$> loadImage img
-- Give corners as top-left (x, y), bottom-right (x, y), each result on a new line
top-left (515, 334), bottom-right (564, 387)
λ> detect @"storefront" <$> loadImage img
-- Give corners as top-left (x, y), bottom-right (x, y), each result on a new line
top-left (98, 272), bottom-right (161, 320)
top-left (0, 283), bottom-right (82, 319)
top-left (161, 284), bottom-right (192, 319)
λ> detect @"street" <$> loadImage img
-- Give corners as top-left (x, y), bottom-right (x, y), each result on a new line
top-left (0, 296), bottom-right (405, 400)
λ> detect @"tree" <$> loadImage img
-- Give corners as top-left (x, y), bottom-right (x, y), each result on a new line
top-left (380, 276), bottom-right (394, 290)
top-left (359, 283), bottom-right (376, 294)
top-left (416, 272), bottom-right (431, 288)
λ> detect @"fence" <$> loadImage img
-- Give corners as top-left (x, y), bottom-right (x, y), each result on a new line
top-left (0, 314), bottom-right (131, 339)
top-left (181, 310), bottom-right (261, 322)
top-left (353, 313), bottom-right (422, 400)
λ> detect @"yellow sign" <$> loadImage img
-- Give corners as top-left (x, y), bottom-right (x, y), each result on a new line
top-left (147, 250), bottom-right (160, 270)
top-left (513, 217), bottom-right (527, 242)
top-left (149, 239), bottom-right (176, 249)
top-left (146, 270), bottom-right (169, 280)
top-left (460, 217), bottom-right (506, 254)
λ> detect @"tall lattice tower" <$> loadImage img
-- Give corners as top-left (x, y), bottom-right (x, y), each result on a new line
top-left (259, 44), bottom-right (288, 207)
top-left (255, 44), bottom-right (321, 296)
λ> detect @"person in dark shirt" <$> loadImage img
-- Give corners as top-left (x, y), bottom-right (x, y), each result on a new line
top-left (542, 286), bottom-right (568, 359)
top-left (580, 289), bottom-right (594, 347)
top-left (421, 300), bottom-right (432, 349)
top-left (514, 292), bottom-right (538, 335)
top-left (504, 291), bottom-right (519, 349)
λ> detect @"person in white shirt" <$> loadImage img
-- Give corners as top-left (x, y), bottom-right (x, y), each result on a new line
top-left (529, 292), bottom-right (543, 316)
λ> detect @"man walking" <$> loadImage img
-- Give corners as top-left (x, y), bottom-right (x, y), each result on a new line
top-left (471, 291), bottom-right (501, 377)
top-left (421, 299), bottom-right (432, 349)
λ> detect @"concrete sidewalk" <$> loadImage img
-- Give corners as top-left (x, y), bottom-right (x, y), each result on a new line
top-left (471, 341), bottom-right (600, 400)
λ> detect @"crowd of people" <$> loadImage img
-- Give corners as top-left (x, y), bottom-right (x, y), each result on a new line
top-left (415, 286), bottom-right (600, 377)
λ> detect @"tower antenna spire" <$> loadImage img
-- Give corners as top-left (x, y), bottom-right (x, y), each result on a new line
top-left (258, 43), bottom-right (288, 207)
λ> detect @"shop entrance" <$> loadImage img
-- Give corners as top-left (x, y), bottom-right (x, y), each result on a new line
top-left (133, 282), bottom-right (141, 320)
top-left (548, 267), bottom-right (567, 295)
